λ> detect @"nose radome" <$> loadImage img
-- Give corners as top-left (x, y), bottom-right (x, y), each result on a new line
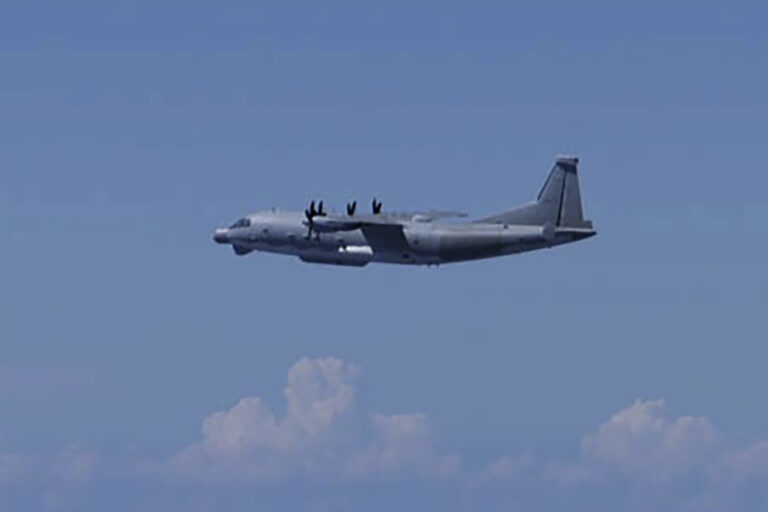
top-left (213, 228), bottom-right (229, 244)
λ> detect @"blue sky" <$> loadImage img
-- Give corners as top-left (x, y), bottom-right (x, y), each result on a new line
top-left (2, 1), bottom-right (768, 510)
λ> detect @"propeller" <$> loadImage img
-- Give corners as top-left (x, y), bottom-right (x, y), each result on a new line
top-left (304, 200), bottom-right (318, 239)
top-left (372, 198), bottom-right (383, 215)
top-left (346, 200), bottom-right (357, 216)
top-left (305, 200), bottom-right (317, 218)
top-left (304, 199), bottom-right (329, 239)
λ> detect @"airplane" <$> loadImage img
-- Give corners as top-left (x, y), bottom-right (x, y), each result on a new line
top-left (212, 156), bottom-right (596, 266)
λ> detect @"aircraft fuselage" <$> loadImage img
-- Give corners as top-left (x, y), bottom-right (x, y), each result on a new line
top-left (213, 210), bottom-right (595, 266)
top-left (213, 156), bottom-right (596, 266)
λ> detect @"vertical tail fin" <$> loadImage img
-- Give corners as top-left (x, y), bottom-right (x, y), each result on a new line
top-left (477, 156), bottom-right (593, 228)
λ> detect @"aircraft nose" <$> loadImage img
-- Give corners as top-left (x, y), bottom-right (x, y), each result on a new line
top-left (213, 228), bottom-right (229, 244)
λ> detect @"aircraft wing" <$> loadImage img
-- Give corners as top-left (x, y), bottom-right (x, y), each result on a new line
top-left (409, 210), bottom-right (468, 222)
top-left (361, 211), bottom-right (467, 222)
top-left (310, 213), bottom-right (404, 232)
top-left (309, 209), bottom-right (464, 254)
top-left (359, 223), bottom-right (410, 253)
top-left (309, 214), bottom-right (411, 253)
top-left (311, 211), bottom-right (466, 232)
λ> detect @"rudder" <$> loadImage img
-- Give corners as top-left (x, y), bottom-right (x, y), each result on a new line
top-left (477, 156), bottom-right (593, 228)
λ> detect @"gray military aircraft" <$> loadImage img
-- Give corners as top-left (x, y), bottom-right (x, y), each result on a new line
top-left (213, 156), bottom-right (596, 266)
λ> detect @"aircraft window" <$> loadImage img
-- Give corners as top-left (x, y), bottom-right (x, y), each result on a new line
top-left (229, 218), bottom-right (251, 229)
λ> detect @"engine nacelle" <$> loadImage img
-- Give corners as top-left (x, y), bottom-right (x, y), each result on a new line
top-left (299, 246), bottom-right (373, 267)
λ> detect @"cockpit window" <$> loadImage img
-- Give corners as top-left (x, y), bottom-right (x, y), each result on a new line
top-left (229, 218), bottom-right (251, 229)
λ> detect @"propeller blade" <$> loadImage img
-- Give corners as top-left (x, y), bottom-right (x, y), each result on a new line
top-left (347, 200), bottom-right (357, 216)
top-left (372, 198), bottom-right (382, 215)
top-left (305, 219), bottom-right (314, 239)
top-left (318, 200), bottom-right (325, 216)
top-left (305, 201), bottom-right (315, 239)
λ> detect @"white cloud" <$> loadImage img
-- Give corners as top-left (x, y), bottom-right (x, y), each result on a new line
top-left (0, 452), bottom-right (38, 484)
top-left (346, 413), bottom-right (459, 478)
top-left (578, 398), bottom-right (720, 482)
top-left (727, 440), bottom-right (768, 479)
top-left (282, 357), bottom-right (357, 442)
top-left (0, 444), bottom-right (98, 486)
top-left (482, 398), bottom-right (768, 511)
top-left (51, 444), bottom-right (100, 483)
top-left (196, 357), bottom-right (357, 460)
top-left (514, 399), bottom-right (724, 486)
top-left (5, 365), bottom-right (768, 512)
top-left (165, 357), bottom-right (456, 482)
top-left (481, 450), bottom-right (536, 481)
